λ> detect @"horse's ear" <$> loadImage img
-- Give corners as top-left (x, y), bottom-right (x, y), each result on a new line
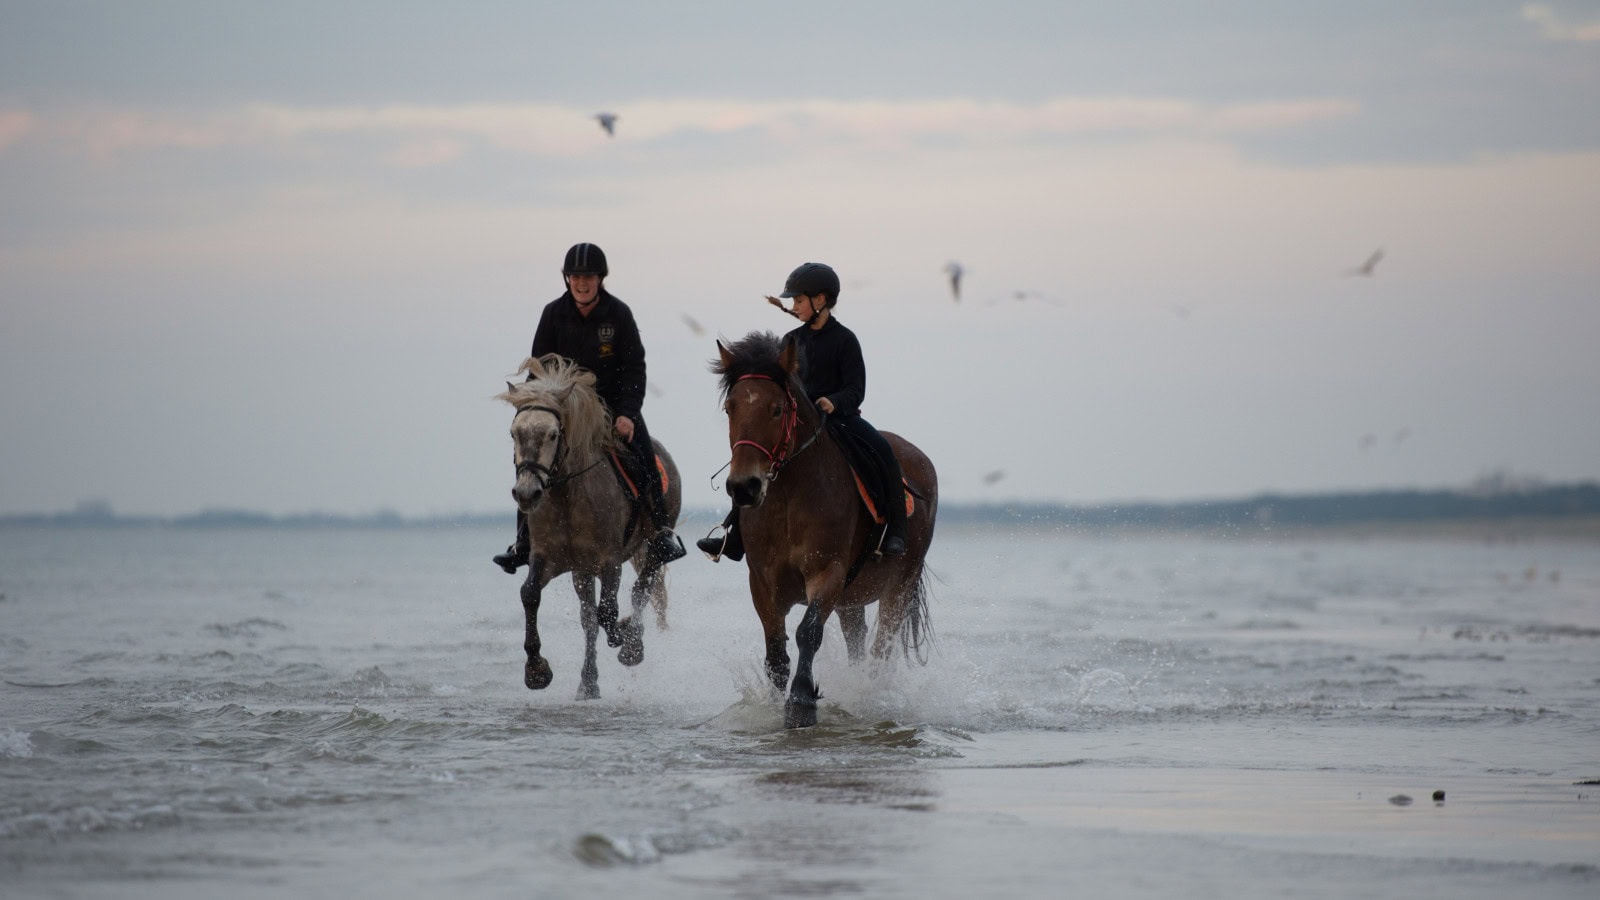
top-left (716, 339), bottom-right (735, 372)
top-left (555, 383), bottom-right (576, 403)
top-left (778, 336), bottom-right (800, 376)
top-left (506, 381), bottom-right (515, 392)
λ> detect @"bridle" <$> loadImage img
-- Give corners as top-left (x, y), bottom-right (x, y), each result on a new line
top-left (513, 404), bottom-right (603, 490)
top-left (727, 374), bottom-right (825, 482)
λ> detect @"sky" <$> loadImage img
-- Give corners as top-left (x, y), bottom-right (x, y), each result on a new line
top-left (2, 1), bottom-right (1598, 517)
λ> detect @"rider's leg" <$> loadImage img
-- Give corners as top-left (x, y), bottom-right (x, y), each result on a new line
top-left (629, 421), bottom-right (686, 564)
top-left (492, 511), bottom-right (530, 573)
top-left (841, 416), bottom-right (907, 555)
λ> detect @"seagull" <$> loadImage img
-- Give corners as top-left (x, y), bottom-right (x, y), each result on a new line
top-left (680, 314), bottom-right (705, 336)
top-left (981, 469), bottom-right (1005, 486)
top-left (943, 261), bottom-right (964, 302)
top-left (1345, 248), bottom-right (1384, 277)
top-left (982, 289), bottom-right (1062, 307)
top-left (594, 112), bottom-right (618, 137)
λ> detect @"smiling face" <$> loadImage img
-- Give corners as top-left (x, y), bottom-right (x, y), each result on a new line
top-left (565, 273), bottom-right (601, 309)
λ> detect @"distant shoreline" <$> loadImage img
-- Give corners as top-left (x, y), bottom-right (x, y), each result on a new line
top-left (5, 483), bottom-right (1598, 540)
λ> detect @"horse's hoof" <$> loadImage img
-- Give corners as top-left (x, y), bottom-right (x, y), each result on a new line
top-left (783, 701), bottom-right (818, 729)
top-left (524, 657), bottom-right (553, 690)
top-left (575, 683), bottom-right (600, 701)
top-left (605, 616), bottom-right (629, 649)
top-left (618, 633), bottom-right (644, 667)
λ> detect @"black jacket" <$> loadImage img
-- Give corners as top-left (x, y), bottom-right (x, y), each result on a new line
top-left (785, 316), bottom-right (866, 418)
top-left (529, 289), bottom-right (647, 422)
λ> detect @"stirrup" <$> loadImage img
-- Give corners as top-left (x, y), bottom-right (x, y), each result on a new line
top-left (697, 526), bottom-right (729, 561)
top-left (493, 544), bottom-right (528, 574)
top-left (649, 530), bottom-right (687, 563)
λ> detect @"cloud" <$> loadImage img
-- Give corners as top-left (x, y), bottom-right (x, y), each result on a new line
top-left (1522, 4), bottom-right (1600, 42)
top-left (0, 109), bottom-right (36, 151)
top-left (25, 95), bottom-right (1361, 164)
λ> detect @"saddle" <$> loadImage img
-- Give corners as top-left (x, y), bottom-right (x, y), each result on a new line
top-left (607, 448), bottom-right (670, 500)
top-left (828, 419), bottom-right (914, 525)
top-left (851, 471), bottom-right (916, 525)
top-left (606, 449), bottom-right (670, 546)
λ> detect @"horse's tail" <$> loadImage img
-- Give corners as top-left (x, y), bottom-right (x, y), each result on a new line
top-left (895, 566), bottom-right (936, 665)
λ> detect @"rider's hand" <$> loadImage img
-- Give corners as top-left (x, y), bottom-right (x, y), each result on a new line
top-left (615, 416), bottom-right (635, 442)
top-left (816, 397), bottom-right (835, 414)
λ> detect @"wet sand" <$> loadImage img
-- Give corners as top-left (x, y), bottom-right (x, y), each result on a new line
top-left (661, 761), bottom-right (1599, 899)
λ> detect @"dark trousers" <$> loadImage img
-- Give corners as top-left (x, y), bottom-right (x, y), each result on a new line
top-left (830, 414), bottom-right (906, 533)
top-left (619, 415), bottom-right (672, 531)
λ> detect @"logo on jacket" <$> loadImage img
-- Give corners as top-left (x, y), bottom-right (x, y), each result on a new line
top-left (597, 324), bottom-right (615, 357)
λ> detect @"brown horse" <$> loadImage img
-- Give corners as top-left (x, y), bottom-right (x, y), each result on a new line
top-left (496, 354), bottom-right (681, 700)
top-left (713, 332), bottom-right (937, 728)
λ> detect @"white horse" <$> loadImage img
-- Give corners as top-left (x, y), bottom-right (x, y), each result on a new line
top-left (496, 354), bottom-right (680, 699)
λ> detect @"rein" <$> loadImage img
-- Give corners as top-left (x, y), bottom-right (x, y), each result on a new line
top-left (728, 374), bottom-right (826, 481)
top-left (513, 404), bottom-right (605, 490)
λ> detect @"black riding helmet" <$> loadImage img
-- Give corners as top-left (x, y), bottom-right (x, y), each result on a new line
top-left (562, 242), bottom-right (608, 278)
top-left (778, 262), bottom-right (840, 308)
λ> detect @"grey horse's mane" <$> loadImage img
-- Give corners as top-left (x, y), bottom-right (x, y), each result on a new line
top-left (496, 354), bottom-right (620, 462)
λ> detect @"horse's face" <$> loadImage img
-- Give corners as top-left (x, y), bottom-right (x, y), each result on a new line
top-left (723, 378), bottom-right (790, 508)
top-left (510, 407), bottom-right (563, 513)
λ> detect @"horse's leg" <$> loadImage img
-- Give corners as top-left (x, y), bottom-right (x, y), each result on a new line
top-left (597, 565), bottom-right (620, 648)
top-left (574, 572), bottom-right (601, 701)
top-left (785, 602), bottom-right (830, 728)
top-left (600, 563), bottom-right (624, 649)
top-left (786, 566), bottom-right (845, 728)
top-left (652, 567), bottom-right (669, 631)
top-left (612, 563), bottom-right (646, 667)
top-left (521, 559), bottom-right (554, 690)
top-left (750, 570), bottom-right (788, 695)
top-left (838, 605), bottom-right (867, 664)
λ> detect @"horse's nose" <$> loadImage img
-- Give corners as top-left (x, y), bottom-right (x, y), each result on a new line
top-left (727, 475), bottom-right (763, 508)
top-left (513, 485), bottom-right (543, 510)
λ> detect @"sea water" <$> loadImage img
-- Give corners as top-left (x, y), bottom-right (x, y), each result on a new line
top-left (1, 524), bottom-right (1596, 898)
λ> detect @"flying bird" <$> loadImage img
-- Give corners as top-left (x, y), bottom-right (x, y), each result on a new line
top-left (1345, 248), bottom-right (1384, 277)
top-left (681, 314), bottom-right (705, 336)
top-left (981, 469), bottom-right (1006, 486)
top-left (594, 112), bottom-right (618, 137)
top-left (982, 289), bottom-right (1062, 308)
top-left (943, 262), bottom-right (964, 302)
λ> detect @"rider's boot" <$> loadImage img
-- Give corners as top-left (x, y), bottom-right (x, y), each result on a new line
top-left (880, 488), bottom-right (908, 556)
top-left (697, 509), bottom-right (744, 562)
top-left (493, 514), bottom-right (530, 574)
top-left (647, 529), bottom-right (687, 564)
top-left (641, 463), bottom-right (687, 565)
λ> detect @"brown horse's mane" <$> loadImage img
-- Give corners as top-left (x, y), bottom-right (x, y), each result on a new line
top-left (711, 331), bottom-right (811, 412)
top-left (495, 354), bottom-right (620, 461)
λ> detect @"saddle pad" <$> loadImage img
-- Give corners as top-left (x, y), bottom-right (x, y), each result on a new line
top-left (851, 469), bottom-right (915, 525)
top-left (608, 449), bottom-right (670, 499)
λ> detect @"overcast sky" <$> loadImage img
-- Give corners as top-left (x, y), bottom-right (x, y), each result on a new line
top-left (2, 1), bottom-right (1598, 517)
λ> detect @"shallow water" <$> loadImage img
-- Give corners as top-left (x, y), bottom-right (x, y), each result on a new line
top-left (1, 524), bottom-right (1597, 898)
